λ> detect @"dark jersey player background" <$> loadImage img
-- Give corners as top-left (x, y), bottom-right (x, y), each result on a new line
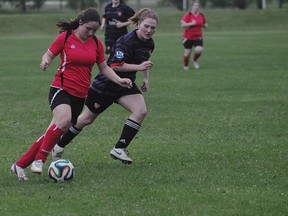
top-left (101, 0), bottom-right (135, 54)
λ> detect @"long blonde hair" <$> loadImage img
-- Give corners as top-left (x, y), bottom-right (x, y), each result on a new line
top-left (130, 8), bottom-right (159, 28)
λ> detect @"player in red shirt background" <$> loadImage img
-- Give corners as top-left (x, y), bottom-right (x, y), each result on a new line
top-left (11, 8), bottom-right (132, 180)
top-left (181, 2), bottom-right (208, 70)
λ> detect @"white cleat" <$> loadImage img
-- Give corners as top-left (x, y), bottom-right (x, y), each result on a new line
top-left (183, 66), bottom-right (189, 70)
top-left (31, 160), bottom-right (44, 174)
top-left (110, 148), bottom-right (132, 164)
top-left (52, 144), bottom-right (64, 161)
top-left (11, 163), bottom-right (29, 181)
top-left (192, 61), bottom-right (200, 69)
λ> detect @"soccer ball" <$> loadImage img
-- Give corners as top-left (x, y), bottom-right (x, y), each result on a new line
top-left (48, 159), bottom-right (75, 182)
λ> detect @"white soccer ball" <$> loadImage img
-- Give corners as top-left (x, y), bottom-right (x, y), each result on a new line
top-left (48, 159), bottom-right (75, 182)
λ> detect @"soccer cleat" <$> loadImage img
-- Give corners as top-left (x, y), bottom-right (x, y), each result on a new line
top-left (11, 163), bottom-right (28, 181)
top-left (183, 66), bottom-right (189, 70)
top-left (52, 144), bottom-right (64, 161)
top-left (192, 61), bottom-right (200, 69)
top-left (110, 147), bottom-right (132, 164)
top-left (31, 160), bottom-right (44, 174)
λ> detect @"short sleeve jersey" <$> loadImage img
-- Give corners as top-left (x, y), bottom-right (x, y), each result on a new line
top-left (182, 12), bottom-right (206, 40)
top-left (103, 3), bottom-right (135, 42)
top-left (48, 31), bottom-right (105, 98)
top-left (91, 30), bottom-right (154, 92)
top-left (107, 30), bottom-right (154, 81)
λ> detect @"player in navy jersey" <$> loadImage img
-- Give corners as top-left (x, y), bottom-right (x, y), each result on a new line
top-left (100, 0), bottom-right (135, 54)
top-left (52, 8), bottom-right (159, 164)
top-left (10, 8), bottom-right (132, 180)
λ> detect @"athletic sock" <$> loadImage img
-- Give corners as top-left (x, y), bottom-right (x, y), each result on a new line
top-left (57, 125), bottom-right (82, 148)
top-left (115, 119), bottom-right (141, 149)
top-left (184, 55), bottom-right (189, 67)
top-left (16, 135), bottom-right (44, 168)
top-left (193, 53), bottom-right (201, 62)
top-left (35, 124), bottom-right (64, 163)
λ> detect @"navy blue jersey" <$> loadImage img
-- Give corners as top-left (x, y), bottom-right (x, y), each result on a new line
top-left (103, 3), bottom-right (135, 44)
top-left (108, 30), bottom-right (154, 80)
top-left (91, 30), bottom-right (154, 94)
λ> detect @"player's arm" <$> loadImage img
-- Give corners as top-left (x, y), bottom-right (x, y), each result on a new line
top-left (111, 61), bottom-right (153, 72)
top-left (141, 69), bottom-right (149, 92)
top-left (115, 20), bottom-right (132, 28)
top-left (97, 61), bottom-right (132, 88)
top-left (181, 20), bottom-right (196, 28)
top-left (40, 50), bottom-right (55, 71)
top-left (100, 17), bottom-right (106, 31)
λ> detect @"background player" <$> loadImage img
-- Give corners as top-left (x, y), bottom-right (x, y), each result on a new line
top-left (181, 2), bottom-right (208, 70)
top-left (100, 0), bottom-right (135, 54)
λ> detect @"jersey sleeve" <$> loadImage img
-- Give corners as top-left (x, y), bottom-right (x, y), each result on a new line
top-left (95, 38), bottom-right (106, 64)
top-left (110, 38), bottom-right (126, 67)
top-left (201, 13), bottom-right (207, 25)
top-left (102, 4), bottom-right (110, 19)
top-left (181, 13), bottom-right (190, 23)
top-left (125, 5), bottom-right (135, 19)
top-left (48, 32), bottom-right (66, 56)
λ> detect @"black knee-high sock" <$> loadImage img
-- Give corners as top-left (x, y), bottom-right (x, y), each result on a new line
top-left (115, 119), bottom-right (141, 149)
top-left (57, 125), bottom-right (82, 148)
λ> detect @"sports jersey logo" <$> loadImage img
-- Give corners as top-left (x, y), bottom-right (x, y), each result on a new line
top-left (115, 50), bottom-right (124, 59)
top-left (71, 44), bottom-right (75, 49)
top-left (118, 12), bottom-right (122, 17)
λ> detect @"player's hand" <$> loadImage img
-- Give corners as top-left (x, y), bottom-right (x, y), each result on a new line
top-left (119, 78), bottom-right (132, 88)
top-left (115, 21), bottom-right (124, 28)
top-left (139, 61), bottom-right (153, 71)
top-left (40, 61), bottom-right (49, 71)
top-left (141, 80), bottom-right (149, 92)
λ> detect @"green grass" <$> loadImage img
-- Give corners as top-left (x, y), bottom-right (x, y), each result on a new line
top-left (0, 8), bottom-right (288, 215)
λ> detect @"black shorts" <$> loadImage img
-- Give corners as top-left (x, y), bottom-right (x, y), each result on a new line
top-left (183, 38), bottom-right (203, 49)
top-left (85, 83), bottom-right (142, 114)
top-left (49, 87), bottom-right (85, 124)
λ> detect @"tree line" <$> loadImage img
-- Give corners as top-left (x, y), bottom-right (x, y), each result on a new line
top-left (0, 0), bottom-right (286, 12)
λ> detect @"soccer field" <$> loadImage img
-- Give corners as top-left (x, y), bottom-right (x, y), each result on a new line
top-left (0, 9), bottom-right (287, 215)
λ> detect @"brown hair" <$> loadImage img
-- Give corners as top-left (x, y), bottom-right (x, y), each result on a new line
top-left (57, 7), bottom-right (101, 33)
top-left (130, 8), bottom-right (159, 28)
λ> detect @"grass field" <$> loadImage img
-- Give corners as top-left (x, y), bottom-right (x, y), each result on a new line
top-left (0, 8), bottom-right (287, 215)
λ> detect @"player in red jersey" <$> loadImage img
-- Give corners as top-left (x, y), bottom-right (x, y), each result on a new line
top-left (10, 8), bottom-right (132, 180)
top-left (51, 8), bottom-right (159, 165)
top-left (181, 2), bottom-right (208, 70)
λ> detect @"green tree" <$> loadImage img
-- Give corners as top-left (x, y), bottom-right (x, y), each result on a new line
top-left (67, 0), bottom-right (97, 10)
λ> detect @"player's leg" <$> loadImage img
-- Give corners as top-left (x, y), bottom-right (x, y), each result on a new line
top-left (110, 93), bottom-right (147, 164)
top-left (183, 39), bottom-right (193, 70)
top-left (192, 39), bottom-right (204, 69)
top-left (31, 104), bottom-right (72, 174)
top-left (52, 88), bottom-right (112, 160)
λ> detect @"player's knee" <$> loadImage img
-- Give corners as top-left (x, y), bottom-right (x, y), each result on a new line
top-left (56, 118), bottom-right (72, 131)
top-left (195, 46), bottom-right (203, 54)
top-left (135, 108), bottom-right (147, 121)
top-left (81, 115), bottom-right (95, 126)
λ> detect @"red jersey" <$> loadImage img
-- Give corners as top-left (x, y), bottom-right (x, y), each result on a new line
top-left (48, 31), bottom-right (105, 98)
top-left (182, 12), bottom-right (206, 40)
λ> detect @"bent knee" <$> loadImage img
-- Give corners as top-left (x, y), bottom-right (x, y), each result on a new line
top-left (135, 108), bottom-right (148, 121)
top-left (56, 119), bottom-right (72, 131)
top-left (80, 115), bottom-right (95, 126)
top-left (195, 46), bottom-right (204, 53)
